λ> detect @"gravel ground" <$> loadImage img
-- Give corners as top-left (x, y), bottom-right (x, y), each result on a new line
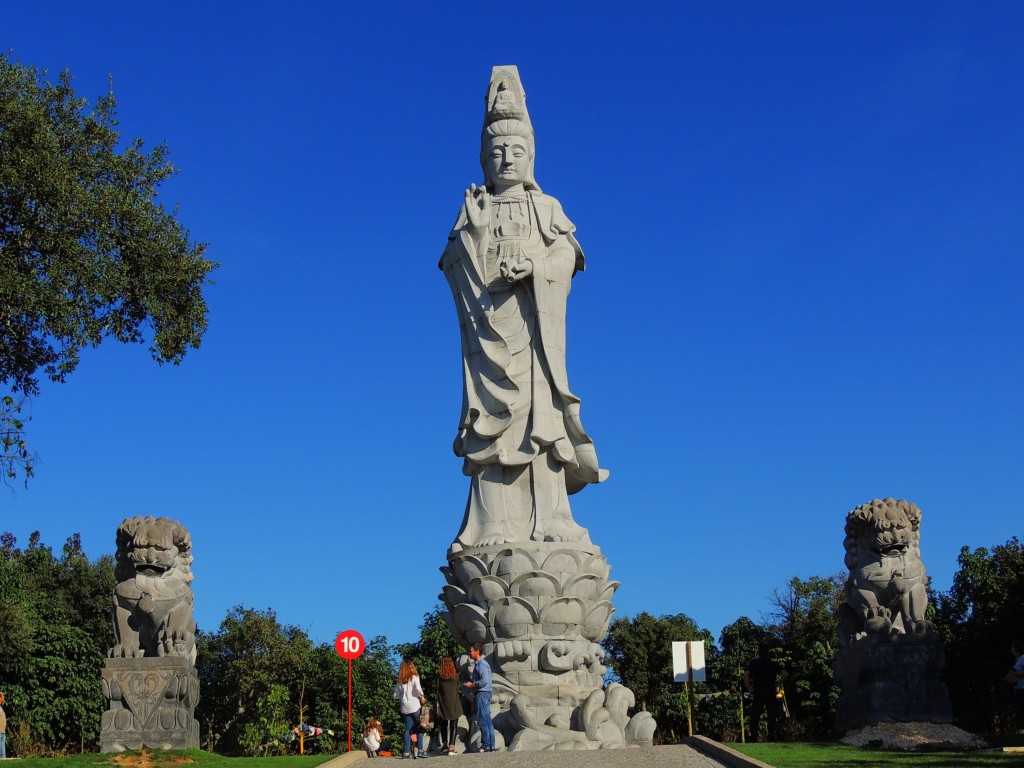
top-left (840, 722), bottom-right (990, 750)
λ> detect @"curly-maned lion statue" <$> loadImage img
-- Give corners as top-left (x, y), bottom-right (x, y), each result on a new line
top-left (109, 515), bottom-right (196, 661)
top-left (837, 498), bottom-right (935, 647)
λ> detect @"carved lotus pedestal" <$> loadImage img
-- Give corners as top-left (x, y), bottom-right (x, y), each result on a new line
top-left (441, 541), bottom-right (655, 750)
top-left (834, 634), bottom-right (952, 733)
top-left (100, 656), bottom-right (200, 751)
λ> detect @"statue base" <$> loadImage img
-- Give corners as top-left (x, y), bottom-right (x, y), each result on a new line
top-left (100, 656), bottom-right (200, 752)
top-left (440, 540), bottom-right (655, 750)
top-left (834, 634), bottom-right (952, 733)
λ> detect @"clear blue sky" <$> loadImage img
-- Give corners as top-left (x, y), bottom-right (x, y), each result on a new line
top-left (4, 2), bottom-right (1022, 652)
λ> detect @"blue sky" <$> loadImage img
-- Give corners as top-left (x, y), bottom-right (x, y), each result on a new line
top-left (3, 2), bottom-right (1022, 653)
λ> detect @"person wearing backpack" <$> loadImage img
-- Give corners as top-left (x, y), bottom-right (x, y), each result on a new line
top-left (394, 659), bottom-right (426, 758)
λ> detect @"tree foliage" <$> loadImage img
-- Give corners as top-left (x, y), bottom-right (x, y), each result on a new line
top-left (604, 611), bottom-right (716, 742)
top-left (1, 394), bottom-right (35, 485)
top-left (195, 606), bottom-right (314, 754)
top-left (0, 54), bottom-right (216, 483)
top-left (767, 574), bottom-right (844, 739)
top-left (395, 604), bottom-right (463, 696)
top-left (933, 538), bottom-right (1024, 733)
top-left (0, 531), bottom-right (114, 755)
top-left (708, 616), bottom-right (774, 741)
top-left (194, 606), bottom-right (401, 756)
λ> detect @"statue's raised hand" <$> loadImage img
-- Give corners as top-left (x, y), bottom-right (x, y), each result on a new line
top-left (463, 183), bottom-right (489, 237)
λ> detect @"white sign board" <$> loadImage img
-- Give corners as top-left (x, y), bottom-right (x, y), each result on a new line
top-left (672, 641), bottom-right (706, 683)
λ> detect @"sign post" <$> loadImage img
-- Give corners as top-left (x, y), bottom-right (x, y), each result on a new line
top-left (671, 641), bottom-right (706, 737)
top-left (335, 629), bottom-right (366, 752)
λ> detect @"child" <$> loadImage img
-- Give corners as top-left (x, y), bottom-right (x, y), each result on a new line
top-left (363, 717), bottom-right (384, 758)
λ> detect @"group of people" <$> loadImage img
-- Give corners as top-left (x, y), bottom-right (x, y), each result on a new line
top-left (365, 643), bottom-right (494, 758)
top-left (363, 638), bottom-right (1024, 754)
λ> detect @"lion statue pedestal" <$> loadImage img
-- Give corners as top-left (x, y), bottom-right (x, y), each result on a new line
top-left (100, 516), bottom-right (200, 751)
top-left (835, 634), bottom-right (951, 732)
top-left (101, 656), bottom-right (200, 751)
top-left (834, 499), bottom-right (951, 732)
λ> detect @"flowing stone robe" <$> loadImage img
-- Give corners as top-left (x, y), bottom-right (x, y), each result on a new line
top-left (440, 191), bottom-right (607, 551)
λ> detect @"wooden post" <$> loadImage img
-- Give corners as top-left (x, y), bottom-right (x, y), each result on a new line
top-left (298, 681), bottom-right (307, 755)
top-left (738, 684), bottom-right (746, 743)
top-left (686, 642), bottom-right (696, 736)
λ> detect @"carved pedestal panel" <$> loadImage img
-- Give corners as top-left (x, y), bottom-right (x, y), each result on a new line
top-left (441, 542), bottom-right (655, 750)
top-left (834, 635), bottom-right (952, 733)
top-left (101, 656), bottom-right (200, 751)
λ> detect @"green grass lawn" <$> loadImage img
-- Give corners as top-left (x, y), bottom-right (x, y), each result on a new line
top-left (729, 742), bottom-right (1024, 767)
top-left (4, 749), bottom-right (339, 767)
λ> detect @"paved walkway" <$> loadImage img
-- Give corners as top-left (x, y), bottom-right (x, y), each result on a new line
top-left (321, 743), bottom-right (743, 768)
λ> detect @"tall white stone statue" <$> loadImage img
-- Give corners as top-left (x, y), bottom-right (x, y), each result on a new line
top-left (440, 65), bottom-right (608, 552)
top-left (439, 66), bottom-right (655, 751)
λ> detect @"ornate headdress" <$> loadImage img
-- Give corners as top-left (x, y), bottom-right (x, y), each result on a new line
top-left (483, 65), bottom-right (532, 133)
top-left (480, 66), bottom-right (540, 191)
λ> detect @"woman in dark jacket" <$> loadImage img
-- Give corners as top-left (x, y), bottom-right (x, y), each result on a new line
top-left (435, 657), bottom-right (462, 755)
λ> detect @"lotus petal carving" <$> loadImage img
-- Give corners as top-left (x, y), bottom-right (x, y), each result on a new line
top-left (540, 549), bottom-right (581, 578)
top-left (539, 597), bottom-right (584, 636)
top-left (580, 601), bottom-right (614, 642)
top-left (510, 571), bottom-right (560, 599)
top-left (562, 574), bottom-right (602, 600)
top-left (491, 597), bottom-right (540, 640)
top-left (452, 555), bottom-right (489, 587)
top-left (452, 603), bottom-right (490, 645)
top-left (577, 552), bottom-right (610, 579)
top-left (470, 575), bottom-right (510, 605)
top-left (441, 584), bottom-right (466, 606)
top-left (493, 549), bottom-right (539, 582)
top-left (597, 582), bottom-right (619, 603)
top-left (441, 538), bottom-right (654, 749)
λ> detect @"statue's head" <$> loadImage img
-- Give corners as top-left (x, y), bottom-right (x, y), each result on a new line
top-left (480, 66), bottom-right (541, 193)
top-left (481, 118), bottom-right (539, 192)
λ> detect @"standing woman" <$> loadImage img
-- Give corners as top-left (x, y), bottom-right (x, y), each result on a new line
top-left (394, 659), bottom-right (426, 759)
top-left (435, 657), bottom-right (461, 755)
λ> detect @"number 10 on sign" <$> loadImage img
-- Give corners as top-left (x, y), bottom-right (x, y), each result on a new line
top-left (336, 630), bottom-right (364, 659)
top-left (335, 630), bottom-right (366, 751)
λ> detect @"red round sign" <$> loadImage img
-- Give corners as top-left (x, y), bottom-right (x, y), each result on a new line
top-left (335, 629), bottom-right (366, 660)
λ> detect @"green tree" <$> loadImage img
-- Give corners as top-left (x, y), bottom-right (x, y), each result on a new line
top-left (767, 574), bottom-right (844, 739)
top-left (0, 531), bottom-right (114, 755)
top-left (304, 635), bottom-right (401, 752)
top-left (195, 606), bottom-right (314, 755)
top-left (1, 395), bottom-right (35, 485)
top-left (933, 538), bottom-right (1024, 733)
top-left (709, 617), bottom-right (774, 741)
top-left (395, 604), bottom-right (462, 695)
top-left (603, 611), bottom-right (716, 742)
top-left (0, 54), bottom-right (216, 482)
top-left (195, 607), bottom-right (401, 756)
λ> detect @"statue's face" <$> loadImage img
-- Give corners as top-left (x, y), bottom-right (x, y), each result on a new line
top-left (484, 134), bottom-right (531, 188)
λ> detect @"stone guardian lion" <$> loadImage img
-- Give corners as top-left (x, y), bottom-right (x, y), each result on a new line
top-left (837, 498), bottom-right (935, 647)
top-left (109, 515), bottom-right (196, 662)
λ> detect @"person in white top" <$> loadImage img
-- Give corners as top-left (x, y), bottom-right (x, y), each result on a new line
top-left (394, 659), bottom-right (426, 758)
top-left (363, 716), bottom-right (384, 758)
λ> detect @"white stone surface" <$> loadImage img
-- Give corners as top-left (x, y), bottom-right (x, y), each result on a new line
top-left (439, 66), bottom-right (651, 752)
top-left (440, 65), bottom-right (607, 554)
